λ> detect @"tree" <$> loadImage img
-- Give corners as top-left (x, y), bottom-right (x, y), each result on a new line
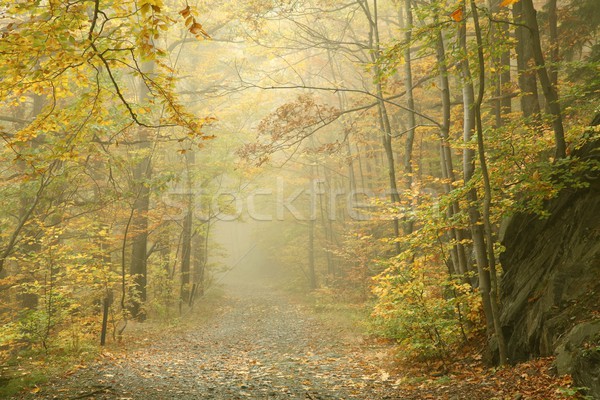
top-left (512, 1), bottom-right (542, 120)
top-left (456, 0), bottom-right (495, 335)
top-left (128, 62), bottom-right (154, 321)
top-left (520, 0), bottom-right (566, 159)
top-left (469, 0), bottom-right (507, 364)
top-left (400, 0), bottom-right (417, 236)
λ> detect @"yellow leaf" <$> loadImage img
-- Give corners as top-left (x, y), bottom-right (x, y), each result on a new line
top-left (140, 3), bottom-right (151, 16)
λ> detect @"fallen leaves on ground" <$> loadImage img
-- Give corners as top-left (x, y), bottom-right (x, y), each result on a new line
top-left (10, 282), bottom-right (584, 399)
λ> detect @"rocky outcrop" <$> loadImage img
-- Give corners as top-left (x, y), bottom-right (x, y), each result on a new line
top-left (499, 136), bottom-right (600, 396)
top-left (555, 319), bottom-right (600, 395)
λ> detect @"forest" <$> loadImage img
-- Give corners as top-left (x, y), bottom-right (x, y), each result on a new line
top-left (0, 0), bottom-right (599, 398)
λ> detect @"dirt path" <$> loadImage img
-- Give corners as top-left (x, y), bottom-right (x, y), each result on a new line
top-left (16, 282), bottom-right (403, 399)
top-left (11, 279), bottom-right (576, 400)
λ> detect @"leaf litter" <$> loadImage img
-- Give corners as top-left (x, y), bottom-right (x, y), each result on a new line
top-left (12, 283), bottom-right (582, 399)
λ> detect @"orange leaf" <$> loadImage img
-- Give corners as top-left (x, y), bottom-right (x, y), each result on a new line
top-left (179, 5), bottom-right (190, 17)
top-left (450, 7), bottom-right (463, 22)
top-left (190, 22), bottom-right (209, 38)
top-left (500, 0), bottom-right (520, 6)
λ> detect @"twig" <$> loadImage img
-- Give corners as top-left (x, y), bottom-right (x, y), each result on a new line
top-left (70, 385), bottom-right (113, 399)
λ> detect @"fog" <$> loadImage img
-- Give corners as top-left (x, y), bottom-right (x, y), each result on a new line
top-left (1, 1), bottom-right (598, 396)
top-left (211, 219), bottom-right (274, 287)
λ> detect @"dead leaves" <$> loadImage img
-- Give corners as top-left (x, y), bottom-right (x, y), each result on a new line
top-left (500, 0), bottom-right (521, 7)
top-left (387, 355), bottom-right (581, 400)
top-left (179, 5), bottom-right (210, 39)
top-left (450, 0), bottom-right (520, 23)
top-left (450, 7), bottom-right (463, 22)
top-left (16, 287), bottom-right (583, 400)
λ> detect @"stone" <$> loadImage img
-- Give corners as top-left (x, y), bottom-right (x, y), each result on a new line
top-left (573, 348), bottom-right (600, 397)
top-left (498, 137), bottom-right (600, 397)
top-left (555, 320), bottom-right (600, 375)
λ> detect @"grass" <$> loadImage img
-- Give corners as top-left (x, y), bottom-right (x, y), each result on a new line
top-left (297, 288), bottom-right (372, 338)
top-left (0, 369), bottom-right (48, 398)
top-left (0, 344), bottom-right (99, 398)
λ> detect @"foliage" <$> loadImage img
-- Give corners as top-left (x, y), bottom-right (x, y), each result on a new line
top-left (0, 0), bottom-right (219, 376)
top-left (0, 0), bottom-right (599, 392)
top-left (368, 204), bottom-right (483, 360)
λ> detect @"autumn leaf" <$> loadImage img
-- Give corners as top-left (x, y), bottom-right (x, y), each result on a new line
top-left (450, 7), bottom-right (463, 22)
top-left (500, 0), bottom-right (520, 6)
top-left (177, 4), bottom-right (210, 39)
top-left (189, 22), bottom-right (209, 38)
top-left (179, 5), bottom-right (191, 18)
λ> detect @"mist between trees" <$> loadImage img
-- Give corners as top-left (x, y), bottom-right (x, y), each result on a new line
top-left (0, 0), bottom-right (599, 396)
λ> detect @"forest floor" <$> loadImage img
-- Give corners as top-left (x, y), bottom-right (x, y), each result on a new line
top-left (10, 280), bottom-right (581, 400)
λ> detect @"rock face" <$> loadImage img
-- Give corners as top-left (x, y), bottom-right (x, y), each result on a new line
top-left (499, 138), bottom-right (600, 396)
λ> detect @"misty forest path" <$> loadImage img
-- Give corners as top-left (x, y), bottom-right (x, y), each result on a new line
top-left (19, 281), bottom-right (404, 400)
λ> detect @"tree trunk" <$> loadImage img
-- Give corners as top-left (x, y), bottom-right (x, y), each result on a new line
top-left (180, 204), bottom-right (192, 306)
top-left (193, 222), bottom-right (208, 299)
top-left (308, 218), bottom-right (317, 290)
top-left (180, 150), bottom-right (195, 307)
top-left (547, 0), bottom-right (558, 88)
top-left (100, 295), bottom-right (110, 346)
top-left (487, 0), bottom-right (512, 126)
top-left (401, 0), bottom-right (415, 235)
top-left (361, 0), bottom-right (402, 253)
top-left (521, 0), bottom-right (566, 159)
top-left (470, 0), bottom-right (508, 365)
top-left (435, 24), bottom-right (469, 279)
top-left (129, 61), bottom-right (154, 320)
top-left (129, 155), bottom-right (151, 320)
top-left (513, 1), bottom-right (541, 120)
top-left (318, 167), bottom-right (335, 278)
top-left (458, 0), bottom-right (494, 332)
